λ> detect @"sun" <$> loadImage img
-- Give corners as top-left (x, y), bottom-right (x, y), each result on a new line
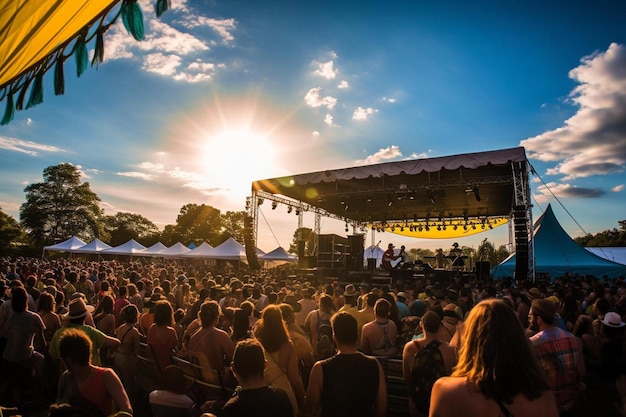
top-left (203, 128), bottom-right (276, 192)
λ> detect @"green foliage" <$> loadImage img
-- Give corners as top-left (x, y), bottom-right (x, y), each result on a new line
top-left (0, 207), bottom-right (25, 253)
top-left (219, 211), bottom-right (246, 243)
top-left (174, 203), bottom-right (223, 245)
top-left (289, 227), bottom-right (314, 255)
top-left (574, 220), bottom-right (626, 247)
top-left (104, 212), bottom-right (160, 246)
top-left (19, 163), bottom-right (103, 245)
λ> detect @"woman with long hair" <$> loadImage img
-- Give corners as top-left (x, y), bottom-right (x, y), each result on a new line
top-left (254, 305), bottom-right (305, 417)
top-left (114, 304), bottom-right (140, 396)
top-left (37, 292), bottom-right (61, 345)
top-left (231, 307), bottom-right (252, 344)
top-left (93, 294), bottom-right (116, 336)
top-left (429, 299), bottom-right (558, 417)
top-left (147, 300), bottom-right (178, 370)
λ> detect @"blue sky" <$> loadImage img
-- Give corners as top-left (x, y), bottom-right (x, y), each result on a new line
top-left (1, 0), bottom-right (625, 253)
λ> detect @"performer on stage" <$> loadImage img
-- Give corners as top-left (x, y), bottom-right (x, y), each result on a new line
top-left (398, 245), bottom-right (411, 269)
top-left (381, 243), bottom-right (399, 271)
top-left (450, 242), bottom-right (465, 270)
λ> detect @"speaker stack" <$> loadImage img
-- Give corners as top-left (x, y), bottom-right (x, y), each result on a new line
top-left (243, 216), bottom-right (261, 270)
top-left (513, 205), bottom-right (529, 280)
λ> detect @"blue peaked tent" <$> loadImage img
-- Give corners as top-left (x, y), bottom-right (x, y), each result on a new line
top-left (492, 204), bottom-right (626, 280)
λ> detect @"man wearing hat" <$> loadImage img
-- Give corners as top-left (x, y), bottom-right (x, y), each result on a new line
top-left (395, 292), bottom-right (410, 318)
top-left (49, 297), bottom-right (120, 367)
top-left (529, 298), bottom-right (585, 415)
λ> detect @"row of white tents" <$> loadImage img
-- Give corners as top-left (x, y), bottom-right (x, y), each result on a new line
top-left (43, 236), bottom-right (297, 264)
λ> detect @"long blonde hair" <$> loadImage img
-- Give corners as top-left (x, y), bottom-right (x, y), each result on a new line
top-left (453, 299), bottom-right (548, 403)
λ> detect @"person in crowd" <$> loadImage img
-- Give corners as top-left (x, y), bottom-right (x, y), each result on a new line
top-left (296, 287), bottom-right (318, 329)
top-left (429, 299), bottom-right (558, 417)
top-left (381, 243), bottom-right (400, 271)
top-left (37, 291), bottom-right (61, 346)
top-left (147, 300), bottom-right (178, 370)
top-left (302, 312), bottom-right (387, 417)
top-left (279, 303), bottom-right (316, 388)
top-left (187, 300), bottom-right (235, 383)
top-left (93, 294), bottom-right (116, 336)
top-left (402, 310), bottom-right (457, 416)
top-left (582, 311), bottom-right (626, 381)
top-left (254, 304), bottom-right (305, 416)
top-left (49, 297), bottom-right (120, 367)
top-left (114, 304), bottom-right (140, 397)
top-left (396, 291), bottom-right (410, 318)
top-left (231, 307), bottom-right (253, 344)
top-left (529, 298), bottom-right (586, 415)
top-left (220, 339), bottom-right (293, 417)
top-left (55, 328), bottom-right (132, 416)
top-left (441, 303), bottom-right (462, 341)
top-left (361, 298), bottom-right (398, 356)
top-left (304, 293), bottom-right (335, 347)
top-left (113, 285), bottom-right (130, 325)
top-left (0, 286), bottom-right (46, 405)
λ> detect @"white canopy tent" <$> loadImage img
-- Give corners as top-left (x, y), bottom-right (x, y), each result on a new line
top-left (160, 242), bottom-right (191, 258)
top-left (43, 237), bottom-right (87, 256)
top-left (141, 242), bottom-right (168, 257)
top-left (71, 239), bottom-right (112, 254)
top-left (100, 239), bottom-right (147, 255)
top-left (586, 247), bottom-right (626, 266)
top-left (182, 242), bottom-right (214, 258)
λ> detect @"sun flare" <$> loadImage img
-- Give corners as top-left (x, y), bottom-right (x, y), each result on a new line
top-left (203, 129), bottom-right (275, 193)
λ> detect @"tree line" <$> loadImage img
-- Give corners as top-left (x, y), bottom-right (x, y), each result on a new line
top-left (1, 163), bottom-right (247, 255)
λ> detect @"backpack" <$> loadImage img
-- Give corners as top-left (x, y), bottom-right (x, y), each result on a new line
top-left (316, 311), bottom-right (335, 359)
top-left (409, 339), bottom-right (446, 414)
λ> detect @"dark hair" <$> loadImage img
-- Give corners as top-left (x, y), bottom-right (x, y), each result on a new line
top-left (331, 312), bottom-right (358, 346)
top-left (37, 292), bottom-right (55, 313)
top-left (154, 300), bottom-right (174, 327)
top-left (319, 294), bottom-right (334, 312)
top-left (374, 298), bottom-right (391, 318)
top-left (59, 328), bottom-right (92, 366)
top-left (231, 308), bottom-right (251, 341)
top-left (199, 300), bottom-right (220, 327)
top-left (11, 286), bottom-right (27, 312)
top-left (232, 339), bottom-right (265, 380)
top-left (421, 310), bottom-right (442, 333)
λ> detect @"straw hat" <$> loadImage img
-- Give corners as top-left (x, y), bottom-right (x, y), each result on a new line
top-left (64, 298), bottom-right (95, 320)
top-left (602, 312), bottom-right (626, 328)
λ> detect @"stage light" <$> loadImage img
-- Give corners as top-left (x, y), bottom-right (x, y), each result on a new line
top-left (488, 223), bottom-right (493, 229)
top-left (437, 225), bottom-right (441, 231)
top-left (295, 209), bottom-right (300, 215)
top-left (345, 223), bottom-right (349, 232)
top-left (472, 224), bottom-right (476, 230)
top-left (418, 225), bottom-right (423, 232)
top-left (287, 206), bottom-right (293, 214)
top-left (257, 198), bottom-right (264, 205)
top-left (453, 224), bottom-right (458, 231)
top-left (463, 224), bottom-right (468, 231)
top-left (271, 201), bottom-right (277, 210)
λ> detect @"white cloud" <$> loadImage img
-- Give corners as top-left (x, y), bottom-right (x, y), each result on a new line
top-left (138, 162), bottom-right (165, 172)
top-left (354, 146), bottom-right (402, 165)
top-left (312, 131), bottom-right (320, 136)
top-left (324, 114), bottom-right (336, 126)
top-left (613, 184), bottom-right (624, 192)
top-left (383, 97), bottom-right (397, 103)
top-left (314, 60), bottom-right (337, 79)
top-left (117, 171), bottom-right (155, 180)
top-left (338, 80), bottom-right (349, 89)
top-left (103, 1), bottom-right (227, 83)
top-left (521, 43), bottom-right (626, 180)
top-left (352, 106), bottom-right (378, 120)
top-left (0, 136), bottom-right (65, 156)
top-left (304, 88), bottom-right (337, 109)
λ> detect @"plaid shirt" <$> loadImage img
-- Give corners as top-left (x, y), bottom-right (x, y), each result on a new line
top-left (530, 326), bottom-right (585, 413)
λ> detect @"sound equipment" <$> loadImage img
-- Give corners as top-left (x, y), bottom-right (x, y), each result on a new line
top-left (347, 234), bottom-right (365, 271)
top-left (243, 216), bottom-right (261, 270)
top-left (476, 261), bottom-right (491, 278)
top-left (513, 205), bottom-right (529, 280)
top-left (367, 258), bottom-right (377, 271)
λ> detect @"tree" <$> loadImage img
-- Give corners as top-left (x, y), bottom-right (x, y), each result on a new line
top-left (289, 227), bottom-right (314, 255)
top-left (0, 207), bottom-right (25, 253)
top-left (20, 164), bottom-right (103, 245)
top-left (174, 203), bottom-right (223, 245)
top-left (219, 211), bottom-right (246, 243)
top-left (574, 220), bottom-right (626, 247)
top-left (104, 212), bottom-right (160, 246)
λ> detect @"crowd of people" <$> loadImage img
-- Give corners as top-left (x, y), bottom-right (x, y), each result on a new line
top-left (1, 255), bottom-right (626, 417)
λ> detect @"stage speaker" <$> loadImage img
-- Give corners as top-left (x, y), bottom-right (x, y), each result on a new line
top-left (297, 240), bottom-right (306, 268)
top-left (243, 216), bottom-right (261, 270)
top-left (367, 258), bottom-right (377, 271)
top-left (347, 234), bottom-right (364, 271)
top-left (476, 261), bottom-right (491, 278)
top-left (513, 205), bottom-right (529, 280)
